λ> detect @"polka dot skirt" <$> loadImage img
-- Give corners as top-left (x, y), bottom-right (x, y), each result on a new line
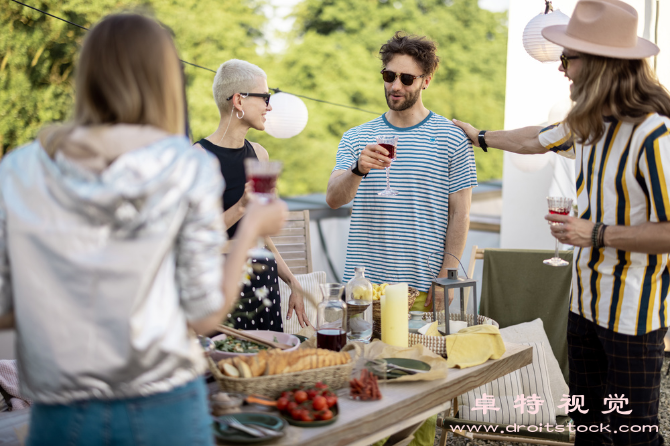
top-left (227, 257), bottom-right (283, 332)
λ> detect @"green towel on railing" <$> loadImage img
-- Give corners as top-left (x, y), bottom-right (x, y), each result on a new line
top-left (479, 248), bottom-right (572, 383)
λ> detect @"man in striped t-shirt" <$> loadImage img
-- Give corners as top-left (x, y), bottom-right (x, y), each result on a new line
top-left (454, 2), bottom-right (670, 444)
top-left (326, 32), bottom-right (477, 310)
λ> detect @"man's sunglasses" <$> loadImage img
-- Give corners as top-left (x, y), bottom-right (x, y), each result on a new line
top-left (226, 92), bottom-right (272, 106)
top-left (380, 69), bottom-right (425, 86)
top-left (560, 54), bottom-right (580, 70)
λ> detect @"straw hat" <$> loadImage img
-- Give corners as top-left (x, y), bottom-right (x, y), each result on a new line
top-left (542, 0), bottom-right (659, 59)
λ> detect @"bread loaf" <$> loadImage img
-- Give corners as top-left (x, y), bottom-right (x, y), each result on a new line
top-left (217, 348), bottom-right (351, 378)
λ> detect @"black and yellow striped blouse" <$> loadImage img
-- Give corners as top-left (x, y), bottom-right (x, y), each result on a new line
top-left (539, 114), bottom-right (670, 335)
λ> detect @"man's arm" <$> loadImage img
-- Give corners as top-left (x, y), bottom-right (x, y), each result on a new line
top-left (326, 170), bottom-right (363, 209)
top-left (452, 120), bottom-right (548, 155)
top-left (425, 187), bottom-right (472, 308)
top-left (326, 144), bottom-right (393, 209)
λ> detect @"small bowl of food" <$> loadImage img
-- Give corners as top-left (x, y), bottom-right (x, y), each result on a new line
top-left (210, 392), bottom-right (245, 416)
top-left (210, 330), bottom-right (300, 362)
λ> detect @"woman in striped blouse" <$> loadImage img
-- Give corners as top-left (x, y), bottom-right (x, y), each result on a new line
top-left (454, 1), bottom-right (670, 445)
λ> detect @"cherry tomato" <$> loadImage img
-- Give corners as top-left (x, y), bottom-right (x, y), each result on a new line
top-left (290, 408), bottom-right (302, 420)
top-left (319, 409), bottom-right (333, 421)
top-left (276, 397), bottom-right (289, 411)
top-left (326, 395), bottom-right (337, 408)
top-left (300, 410), bottom-right (314, 422)
top-left (312, 395), bottom-right (327, 411)
top-left (307, 388), bottom-right (319, 400)
top-left (280, 391), bottom-right (292, 398)
top-left (286, 401), bottom-right (298, 413)
top-left (315, 382), bottom-right (328, 390)
top-left (294, 390), bottom-right (308, 403)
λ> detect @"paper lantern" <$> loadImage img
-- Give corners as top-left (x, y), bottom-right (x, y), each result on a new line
top-left (264, 92), bottom-right (308, 139)
top-left (523, 8), bottom-right (570, 63)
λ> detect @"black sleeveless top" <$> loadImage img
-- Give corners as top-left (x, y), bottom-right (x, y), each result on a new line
top-left (198, 138), bottom-right (258, 238)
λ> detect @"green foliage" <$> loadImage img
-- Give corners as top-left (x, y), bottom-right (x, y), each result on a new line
top-left (1, 0), bottom-right (506, 194)
top-left (1, 0), bottom-right (267, 153)
top-left (249, 0), bottom-right (507, 193)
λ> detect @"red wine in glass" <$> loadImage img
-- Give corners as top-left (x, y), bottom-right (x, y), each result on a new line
top-left (544, 197), bottom-right (573, 267)
top-left (249, 174), bottom-right (277, 195)
top-left (317, 329), bottom-right (347, 352)
top-left (379, 143), bottom-right (396, 161)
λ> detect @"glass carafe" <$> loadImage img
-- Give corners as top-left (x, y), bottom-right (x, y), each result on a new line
top-left (345, 267), bottom-right (373, 343)
top-left (317, 284), bottom-right (347, 352)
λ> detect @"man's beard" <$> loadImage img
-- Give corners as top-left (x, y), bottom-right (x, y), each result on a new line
top-left (385, 86), bottom-right (421, 111)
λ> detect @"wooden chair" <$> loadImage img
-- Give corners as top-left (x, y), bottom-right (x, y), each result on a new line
top-left (223, 210), bottom-right (314, 273)
top-left (269, 210), bottom-right (313, 275)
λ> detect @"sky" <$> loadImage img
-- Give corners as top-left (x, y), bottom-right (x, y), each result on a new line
top-left (264, 0), bottom-right (511, 53)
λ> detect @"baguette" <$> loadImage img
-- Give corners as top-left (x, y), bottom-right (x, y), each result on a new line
top-left (221, 362), bottom-right (239, 378)
top-left (218, 348), bottom-right (351, 378)
top-left (233, 357), bottom-right (252, 378)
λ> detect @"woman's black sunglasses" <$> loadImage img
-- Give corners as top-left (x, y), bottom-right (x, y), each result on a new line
top-left (380, 69), bottom-right (425, 86)
top-left (560, 54), bottom-right (580, 70)
top-left (226, 92), bottom-right (272, 106)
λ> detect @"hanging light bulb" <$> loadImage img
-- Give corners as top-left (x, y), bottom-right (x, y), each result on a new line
top-left (264, 91), bottom-right (309, 139)
top-left (523, 1), bottom-right (570, 63)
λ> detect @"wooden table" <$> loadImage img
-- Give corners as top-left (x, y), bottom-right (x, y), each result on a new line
top-left (226, 342), bottom-right (532, 446)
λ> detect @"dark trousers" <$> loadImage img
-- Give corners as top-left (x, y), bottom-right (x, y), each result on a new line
top-left (568, 312), bottom-right (667, 446)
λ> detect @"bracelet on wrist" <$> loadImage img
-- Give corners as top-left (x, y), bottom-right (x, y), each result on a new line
top-left (591, 222), bottom-right (603, 249)
top-left (599, 224), bottom-right (607, 248)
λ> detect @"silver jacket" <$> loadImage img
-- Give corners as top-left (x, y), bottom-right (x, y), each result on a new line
top-left (0, 134), bottom-right (225, 404)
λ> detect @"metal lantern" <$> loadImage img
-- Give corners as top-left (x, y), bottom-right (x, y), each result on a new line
top-left (264, 92), bottom-right (309, 139)
top-left (431, 268), bottom-right (478, 335)
top-left (523, 1), bottom-right (570, 63)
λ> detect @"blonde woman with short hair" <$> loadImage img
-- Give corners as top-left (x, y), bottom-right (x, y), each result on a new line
top-left (0, 14), bottom-right (286, 446)
top-left (194, 59), bottom-right (311, 331)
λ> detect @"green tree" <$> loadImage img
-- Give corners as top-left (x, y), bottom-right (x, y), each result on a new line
top-left (0, 0), bottom-right (267, 155)
top-left (1, 0), bottom-right (506, 196)
top-left (248, 0), bottom-right (507, 195)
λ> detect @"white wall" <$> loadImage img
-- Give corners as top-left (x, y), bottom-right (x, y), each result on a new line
top-left (502, 0), bottom-right (668, 249)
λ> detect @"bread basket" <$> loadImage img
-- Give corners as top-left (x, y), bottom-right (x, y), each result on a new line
top-left (207, 356), bottom-right (354, 399)
top-left (407, 312), bottom-right (499, 357)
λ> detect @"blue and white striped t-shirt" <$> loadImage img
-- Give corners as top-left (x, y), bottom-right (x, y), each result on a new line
top-left (334, 112), bottom-right (477, 291)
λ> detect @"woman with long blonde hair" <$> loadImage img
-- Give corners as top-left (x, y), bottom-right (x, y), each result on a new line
top-left (0, 13), bottom-right (286, 445)
top-left (454, 1), bottom-right (670, 444)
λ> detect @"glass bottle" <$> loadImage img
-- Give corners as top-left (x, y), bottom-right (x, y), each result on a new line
top-left (345, 267), bottom-right (373, 343)
top-left (317, 283), bottom-right (347, 352)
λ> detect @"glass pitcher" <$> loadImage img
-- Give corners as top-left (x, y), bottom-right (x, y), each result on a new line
top-left (317, 283), bottom-right (347, 352)
top-left (345, 267), bottom-right (373, 343)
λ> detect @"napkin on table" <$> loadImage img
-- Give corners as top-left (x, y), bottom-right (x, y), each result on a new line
top-left (444, 324), bottom-right (505, 369)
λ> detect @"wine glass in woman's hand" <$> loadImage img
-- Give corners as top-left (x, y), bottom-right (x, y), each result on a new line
top-left (544, 197), bottom-right (573, 267)
top-left (244, 159), bottom-right (283, 259)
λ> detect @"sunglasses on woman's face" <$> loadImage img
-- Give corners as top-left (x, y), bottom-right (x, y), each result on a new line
top-left (560, 54), bottom-right (580, 70)
top-left (380, 69), bottom-right (425, 86)
top-left (226, 92), bottom-right (272, 106)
